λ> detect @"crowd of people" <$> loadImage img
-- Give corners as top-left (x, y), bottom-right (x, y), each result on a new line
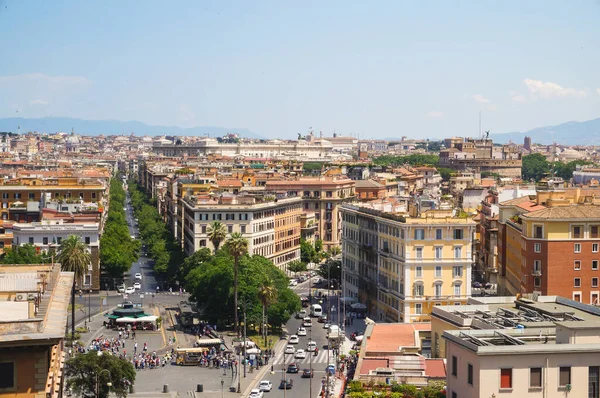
top-left (81, 335), bottom-right (170, 371)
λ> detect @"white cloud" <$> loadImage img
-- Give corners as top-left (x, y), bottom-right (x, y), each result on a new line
top-left (509, 91), bottom-right (527, 103)
top-left (0, 73), bottom-right (90, 86)
top-left (426, 111), bottom-right (443, 118)
top-left (523, 78), bottom-right (586, 99)
top-left (29, 99), bottom-right (48, 106)
top-left (472, 94), bottom-right (490, 104)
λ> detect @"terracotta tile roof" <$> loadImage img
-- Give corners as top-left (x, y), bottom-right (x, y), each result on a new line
top-left (424, 359), bottom-right (447, 378)
top-left (522, 205), bottom-right (600, 220)
top-left (358, 359), bottom-right (389, 375)
top-left (499, 195), bottom-right (537, 206)
top-left (365, 323), bottom-right (431, 353)
top-left (355, 180), bottom-right (384, 189)
top-left (218, 179), bottom-right (243, 188)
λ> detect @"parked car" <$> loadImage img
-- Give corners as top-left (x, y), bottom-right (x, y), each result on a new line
top-left (289, 335), bottom-right (299, 344)
top-left (249, 389), bottom-right (264, 398)
top-left (301, 369), bottom-right (314, 378)
top-left (258, 381), bottom-right (272, 392)
top-left (286, 363), bottom-right (299, 373)
top-left (285, 345), bottom-right (296, 354)
top-left (125, 287), bottom-right (135, 294)
top-left (295, 349), bottom-right (307, 359)
top-left (279, 379), bottom-right (293, 390)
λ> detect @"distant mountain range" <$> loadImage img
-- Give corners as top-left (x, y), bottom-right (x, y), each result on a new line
top-left (493, 118), bottom-right (600, 146)
top-left (0, 117), bottom-right (264, 139)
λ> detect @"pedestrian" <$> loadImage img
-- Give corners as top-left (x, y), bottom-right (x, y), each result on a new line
top-left (122, 340), bottom-right (125, 349)
top-left (119, 330), bottom-right (122, 339)
top-left (134, 341), bottom-right (138, 354)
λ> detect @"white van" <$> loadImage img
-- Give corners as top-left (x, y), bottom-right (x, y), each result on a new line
top-left (310, 304), bottom-right (323, 317)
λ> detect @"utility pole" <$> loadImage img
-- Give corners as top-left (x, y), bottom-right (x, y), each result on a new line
top-left (309, 275), bottom-right (313, 398)
top-left (243, 306), bottom-right (247, 378)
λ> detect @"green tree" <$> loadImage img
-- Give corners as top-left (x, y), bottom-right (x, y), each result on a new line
top-left (65, 351), bottom-right (135, 398)
top-left (522, 153), bottom-right (549, 182)
top-left (437, 167), bottom-right (454, 181)
top-left (57, 235), bottom-right (91, 343)
top-left (287, 260), bottom-right (307, 275)
top-left (300, 239), bottom-right (319, 264)
top-left (317, 259), bottom-right (342, 281)
top-left (257, 276), bottom-right (277, 345)
top-left (314, 239), bottom-right (323, 253)
top-left (328, 246), bottom-right (342, 257)
top-left (207, 221), bottom-right (228, 253)
top-left (553, 160), bottom-right (594, 180)
top-left (224, 232), bottom-right (248, 335)
top-left (373, 154), bottom-right (440, 167)
top-left (1, 244), bottom-right (44, 264)
top-left (179, 247), bottom-right (212, 281)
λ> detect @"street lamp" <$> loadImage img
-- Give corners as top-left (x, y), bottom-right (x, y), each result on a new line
top-left (95, 368), bottom-right (112, 398)
top-left (220, 379), bottom-right (224, 398)
top-left (237, 298), bottom-right (252, 392)
top-left (88, 289), bottom-right (92, 323)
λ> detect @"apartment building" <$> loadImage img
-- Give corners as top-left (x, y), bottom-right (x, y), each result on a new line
top-left (178, 192), bottom-right (302, 271)
top-left (265, 177), bottom-right (355, 250)
top-left (442, 296), bottom-right (600, 398)
top-left (498, 188), bottom-right (600, 302)
top-left (341, 202), bottom-right (475, 323)
top-left (11, 217), bottom-right (101, 290)
top-left (0, 263), bottom-right (73, 398)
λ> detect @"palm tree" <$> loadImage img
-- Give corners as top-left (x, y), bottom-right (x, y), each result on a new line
top-left (225, 232), bottom-right (248, 335)
top-left (258, 277), bottom-right (277, 347)
top-left (57, 235), bottom-right (91, 339)
top-left (207, 221), bottom-right (228, 253)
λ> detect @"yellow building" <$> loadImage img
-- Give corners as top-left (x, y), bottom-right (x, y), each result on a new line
top-left (342, 203), bottom-right (475, 323)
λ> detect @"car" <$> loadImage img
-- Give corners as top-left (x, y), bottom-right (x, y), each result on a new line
top-left (258, 380), bottom-right (272, 392)
top-left (323, 323), bottom-right (331, 329)
top-left (303, 317), bottom-right (312, 327)
top-left (134, 273), bottom-right (142, 280)
top-left (286, 363), bottom-right (299, 373)
top-left (295, 349), bottom-right (307, 359)
top-left (117, 284), bottom-right (126, 293)
top-left (296, 310), bottom-right (308, 319)
top-left (284, 345), bottom-right (296, 354)
top-left (484, 282), bottom-right (493, 289)
top-left (288, 279), bottom-right (298, 287)
top-left (472, 281), bottom-right (483, 288)
top-left (326, 364), bottom-right (336, 374)
top-left (297, 327), bottom-right (307, 336)
top-left (318, 315), bottom-right (328, 323)
top-left (289, 335), bottom-right (299, 344)
top-left (279, 379), bottom-right (293, 390)
top-left (133, 282), bottom-right (141, 290)
top-left (306, 341), bottom-right (317, 352)
top-left (125, 287), bottom-right (135, 294)
top-left (301, 369), bottom-right (314, 378)
top-left (249, 389), bottom-right (264, 398)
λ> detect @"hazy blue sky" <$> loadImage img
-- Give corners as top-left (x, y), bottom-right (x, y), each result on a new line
top-left (1, 0), bottom-right (599, 139)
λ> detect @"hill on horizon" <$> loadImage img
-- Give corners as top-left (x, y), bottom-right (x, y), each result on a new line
top-left (493, 118), bottom-right (600, 146)
top-left (0, 117), bottom-right (264, 139)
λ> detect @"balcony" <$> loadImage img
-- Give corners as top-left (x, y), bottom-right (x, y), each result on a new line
top-left (532, 269), bottom-right (542, 276)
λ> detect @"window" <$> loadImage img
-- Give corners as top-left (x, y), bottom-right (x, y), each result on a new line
top-left (201, 225), bottom-right (207, 234)
top-left (227, 225), bottom-right (233, 233)
top-left (454, 283), bottom-right (461, 296)
top-left (28, 192), bottom-right (35, 200)
top-left (415, 266), bottom-right (423, 278)
top-left (533, 260), bottom-right (541, 273)
top-left (534, 277), bottom-right (541, 287)
top-left (199, 239), bottom-right (206, 247)
top-left (592, 226), bottom-right (599, 239)
top-left (574, 260), bottom-right (581, 270)
top-left (593, 278), bottom-right (599, 288)
top-left (451, 356), bottom-right (458, 376)
top-left (594, 260), bottom-right (599, 270)
top-left (84, 274), bottom-right (91, 286)
top-left (451, 393), bottom-right (457, 398)
top-left (454, 246), bottom-right (462, 259)
top-left (534, 243), bottom-right (541, 253)
top-left (240, 225), bottom-right (246, 234)
top-left (594, 243), bottom-right (599, 253)
top-left (453, 229), bottom-right (463, 239)
top-left (574, 293), bottom-right (581, 302)
top-left (530, 367), bottom-right (542, 388)
top-left (500, 368), bottom-right (512, 389)
top-left (534, 225), bottom-right (543, 239)
top-left (574, 278), bottom-right (581, 287)
top-left (572, 225), bottom-right (583, 239)
top-left (435, 266), bottom-right (442, 278)
top-left (467, 363), bottom-right (473, 385)
top-left (85, 237), bottom-right (90, 245)
top-left (574, 243), bottom-right (581, 253)
top-left (28, 237), bottom-right (34, 244)
top-left (91, 192), bottom-right (96, 199)
top-left (559, 366), bottom-right (571, 387)
top-left (0, 361), bottom-right (15, 389)
top-left (414, 284), bottom-right (424, 296)
top-left (414, 229), bottom-right (425, 240)
top-left (415, 303), bottom-right (422, 314)
top-left (415, 247), bottom-right (423, 260)
top-left (453, 266), bottom-right (462, 277)
top-left (1, 193), bottom-right (7, 199)
top-left (436, 229), bottom-right (442, 240)
top-left (326, 191), bottom-right (332, 198)
top-left (435, 246), bottom-right (442, 260)
top-left (434, 283), bottom-right (442, 297)
top-left (42, 237), bottom-right (48, 245)
top-left (13, 193), bottom-right (21, 199)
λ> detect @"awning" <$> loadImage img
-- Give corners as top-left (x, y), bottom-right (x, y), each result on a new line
top-left (246, 348), bottom-right (261, 354)
top-left (350, 303), bottom-right (367, 310)
top-left (106, 314), bottom-right (120, 320)
top-left (116, 317), bottom-right (137, 323)
top-left (340, 297), bottom-right (357, 304)
top-left (195, 338), bottom-right (223, 347)
top-left (136, 315), bottom-right (158, 322)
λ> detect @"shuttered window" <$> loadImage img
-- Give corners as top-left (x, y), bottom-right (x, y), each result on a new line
top-left (500, 368), bottom-right (512, 389)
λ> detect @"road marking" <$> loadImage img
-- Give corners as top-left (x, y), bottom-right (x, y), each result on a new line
top-left (272, 350), bottom-right (332, 365)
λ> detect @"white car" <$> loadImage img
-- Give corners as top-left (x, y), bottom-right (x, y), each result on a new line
top-left (289, 335), bottom-right (299, 344)
top-left (297, 327), bottom-right (307, 336)
top-left (117, 284), bottom-right (126, 293)
top-left (303, 317), bottom-right (312, 327)
top-left (249, 389), bottom-right (264, 398)
top-left (295, 349), bottom-right (307, 359)
top-left (323, 323), bottom-right (331, 329)
top-left (125, 287), bottom-right (135, 294)
top-left (134, 272), bottom-right (142, 280)
top-left (307, 341), bottom-right (318, 352)
top-left (288, 279), bottom-right (298, 286)
top-left (258, 380), bottom-right (272, 392)
top-left (285, 345), bottom-right (296, 354)
top-left (133, 282), bottom-right (141, 290)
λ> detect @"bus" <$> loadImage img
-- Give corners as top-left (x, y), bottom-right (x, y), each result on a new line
top-left (310, 304), bottom-right (322, 317)
top-left (175, 347), bottom-right (208, 366)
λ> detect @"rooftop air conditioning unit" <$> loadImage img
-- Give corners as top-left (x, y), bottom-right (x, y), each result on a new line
top-left (15, 293), bottom-right (28, 302)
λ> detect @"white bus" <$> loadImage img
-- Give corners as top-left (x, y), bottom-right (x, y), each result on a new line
top-left (310, 304), bottom-right (323, 317)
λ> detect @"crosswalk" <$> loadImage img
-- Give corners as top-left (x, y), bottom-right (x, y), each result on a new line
top-left (272, 350), bottom-right (334, 365)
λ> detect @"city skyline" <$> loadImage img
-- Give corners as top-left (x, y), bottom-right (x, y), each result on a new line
top-left (1, 1), bottom-right (600, 139)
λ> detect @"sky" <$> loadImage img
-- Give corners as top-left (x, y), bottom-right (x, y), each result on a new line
top-left (1, 0), bottom-right (600, 139)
